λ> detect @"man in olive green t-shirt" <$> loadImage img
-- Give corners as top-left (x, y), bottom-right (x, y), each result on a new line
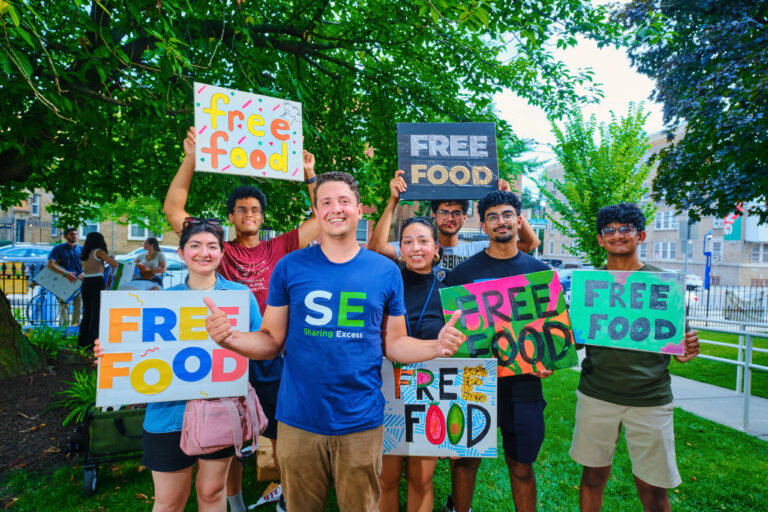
top-left (569, 203), bottom-right (700, 512)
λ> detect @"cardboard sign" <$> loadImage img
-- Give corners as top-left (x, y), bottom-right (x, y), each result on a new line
top-left (440, 271), bottom-right (577, 376)
top-left (194, 82), bottom-right (303, 181)
top-left (32, 267), bottom-right (81, 301)
top-left (106, 262), bottom-right (136, 291)
top-left (569, 270), bottom-right (686, 355)
top-left (96, 290), bottom-right (250, 407)
top-left (381, 358), bottom-right (497, 457)
top-left (397, 123), bottom-right (498, 200)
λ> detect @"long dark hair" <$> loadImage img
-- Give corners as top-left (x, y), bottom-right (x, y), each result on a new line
top-left (81, 232), bottom-right (108, 261)
top-left (179, 219), bottom-right (225, 250)
top-left (145, 237), bottom-right (160, 252)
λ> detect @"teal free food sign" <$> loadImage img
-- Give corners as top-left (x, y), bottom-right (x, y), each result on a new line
top-left (569, 271), bottom-right (686, 355)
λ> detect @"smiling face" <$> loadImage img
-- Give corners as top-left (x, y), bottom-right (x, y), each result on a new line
top-left (313, 180), bottom-right (362, 239)
top-left (481, 204), bottom-right (521, 244)
top-left (227, 197), bottom-right (264, 237)
top-left (178, 232), bottom-right (223, 278)
top-left (400, 222), bottom-right (438, 274)
top-left (597, 221), bottom-right (646, 256)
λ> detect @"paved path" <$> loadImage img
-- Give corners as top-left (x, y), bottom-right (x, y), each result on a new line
top-left (671, 375), bottom-right (768, 442)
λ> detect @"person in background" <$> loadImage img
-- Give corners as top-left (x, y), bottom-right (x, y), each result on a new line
top-left (134, 236), bottom-right (167, 289)
top-left (569, 203), bottom-right (699, 512)
top-left (47, 227), bottom-right (83, 327)
top-left (78, 232), bottom-right (119, 348)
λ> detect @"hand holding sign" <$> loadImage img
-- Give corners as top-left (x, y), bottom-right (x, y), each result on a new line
top-left (184, 126), bottom-right (196, 157)
top-left (204, 296), bottom-right (234, 346)
top-left (436, 310), bottom-right (465, 357)
top-left (390, 170), bottom-right (407, 200)
top-left (674, 330), bottom-right (700, 363)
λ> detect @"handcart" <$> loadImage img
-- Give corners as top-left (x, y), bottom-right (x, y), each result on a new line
top-left (66, 405), bottom-right (146, 496)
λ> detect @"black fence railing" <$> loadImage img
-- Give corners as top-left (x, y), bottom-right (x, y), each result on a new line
top-left (1, 261), bottom-right (187, 328)
top-left (686, 285), bottom-right (767, 324)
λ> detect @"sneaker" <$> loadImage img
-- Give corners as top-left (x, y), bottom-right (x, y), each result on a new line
top-left (275, 495), bottom-right (287, 512)
top-left (443, 495), bottom-right (454, 512)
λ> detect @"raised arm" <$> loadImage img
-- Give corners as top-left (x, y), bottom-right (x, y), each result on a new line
top-left (383, 310), bottom-right (465, 363)
top-left (205, 298), bottom-right (287, 360)
top-left (297, 149), bottom-right (320, 247)
top-left (517, 215), bottom-right (541, 253)
top-left (163, 127), bottom-right (196, 234)
top-left (367, 170), bottom-right (406, 261)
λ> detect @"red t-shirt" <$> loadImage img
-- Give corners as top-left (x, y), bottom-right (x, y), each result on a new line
top-left (217, 229), bottom-right (299, 313)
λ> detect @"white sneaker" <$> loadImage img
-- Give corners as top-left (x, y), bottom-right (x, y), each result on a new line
top-left (275, 495), bottom-right (287, 512)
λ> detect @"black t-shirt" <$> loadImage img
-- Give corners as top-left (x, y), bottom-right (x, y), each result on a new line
top-left (402, 267), bottom-right (446, 340)
top-left (444, 249), bottom-right (551, 402)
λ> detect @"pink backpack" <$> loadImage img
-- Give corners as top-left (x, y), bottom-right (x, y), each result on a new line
top-left (180, 384), bottom-right (268, 458)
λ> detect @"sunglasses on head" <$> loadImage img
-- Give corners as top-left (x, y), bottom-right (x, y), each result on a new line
top-left (184, 217), bottom-right (223, 228)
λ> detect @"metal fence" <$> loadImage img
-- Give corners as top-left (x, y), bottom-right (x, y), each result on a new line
top-left (686, 285), bottom-right (767, 326)
top-left (688, 317), bottom-right (768, 432)
top-left (1, 262), bottom-right (186, 328)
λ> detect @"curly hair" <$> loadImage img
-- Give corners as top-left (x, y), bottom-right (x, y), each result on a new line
top-left (314, 171), bottom-right (360, 206)
top-left (226, 186), bottom-right (267, 215)
top-left (430, 199), bottom-right (469, 215)
top-left (477, 191), bottom-right (522, 221)
top-left (596, 203), bottom-right (646, 234)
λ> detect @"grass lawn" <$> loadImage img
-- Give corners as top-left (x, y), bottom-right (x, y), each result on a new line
top-left (668, 328), bottom-right (768, 399)
top-left (3, 370), bottom-right (766, 511)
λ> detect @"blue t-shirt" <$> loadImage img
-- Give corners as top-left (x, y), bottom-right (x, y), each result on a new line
top-left (49, 243), bottom-right (83, 275)
top-left (143, 274), bottom-right (263, 433)
top-left (267, 245), bottom-right (406, 436)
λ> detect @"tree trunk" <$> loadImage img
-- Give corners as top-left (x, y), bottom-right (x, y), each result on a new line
top-left (0, 292), bottom-right (44, 378)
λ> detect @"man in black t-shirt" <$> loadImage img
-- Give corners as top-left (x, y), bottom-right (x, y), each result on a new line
top-left (442, 191), bottom-right (551, 512)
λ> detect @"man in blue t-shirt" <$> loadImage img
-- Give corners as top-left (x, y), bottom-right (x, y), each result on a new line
top-left (442, 190), bottom-right (552, 512)
top-left (205, 171), bottom-right (466, 512)
top-left (47, 227), bottom-right (84, 327)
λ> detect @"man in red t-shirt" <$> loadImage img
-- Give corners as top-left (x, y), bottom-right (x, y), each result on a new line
top-left (164, 127), bottom-right (319, 512)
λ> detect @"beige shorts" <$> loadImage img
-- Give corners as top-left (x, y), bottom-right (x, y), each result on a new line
top-left (569, 390), bottom-right (681, 488)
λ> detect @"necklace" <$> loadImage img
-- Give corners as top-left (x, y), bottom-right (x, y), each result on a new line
top-left (187, 279), bottom-right (216, 291)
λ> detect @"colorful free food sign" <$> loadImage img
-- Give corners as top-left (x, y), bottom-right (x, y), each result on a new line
top-left (96, 290), bottom-right (250, 407)
top-left (194, 82), bottom-right (303, 181)
top-left (439, 271), bottom-right (577, 376)
top-left (381, 358), bottom-right (497, 457)
top-left (396, 122), bottom-right (498, 200)
top-left (569, 270), bottom-right (686, 355)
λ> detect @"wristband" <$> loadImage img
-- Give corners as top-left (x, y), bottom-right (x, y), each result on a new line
top-left (305, 176), bottom-right (317, 184)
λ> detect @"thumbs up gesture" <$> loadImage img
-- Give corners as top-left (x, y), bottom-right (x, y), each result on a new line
top-left (204, 296), bottom-right (234, 346)
top-left (436, 310), bottom-right (466, 357)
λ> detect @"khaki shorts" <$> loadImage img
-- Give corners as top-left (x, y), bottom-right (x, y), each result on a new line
top-left (569, 390), bottom-right (681, 488)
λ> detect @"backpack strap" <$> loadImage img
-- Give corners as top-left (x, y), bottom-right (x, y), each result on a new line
top-left (221, 399), bottom-right (244, 457)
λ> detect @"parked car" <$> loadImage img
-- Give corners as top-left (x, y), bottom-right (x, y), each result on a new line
top-left (686, 273), bottom-right (703, 290)
top-left (540, 258), bottom-right (563, 268)
top-left (116, 246), bottom-right (187, 289)
top-left (0, 244), bottom-right (55, 278)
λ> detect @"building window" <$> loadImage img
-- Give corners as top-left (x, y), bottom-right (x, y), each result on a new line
top-left (356, 219), bottom-right (368, 242)
top-left (31, 194), bottom-right (40, 217)
top-left (128, 222), bottom-right (163, 241)
top-left (654, 211), bottom-right (679, 231)
top-left (654, 241), bottom-right (677, 261)
top-left (466, 202), bottom-right (474, 216)
top-left (80, 220), bottom-right (99, 237)
top-left (549, 241), bottom-right (554, 254)
top-left (686, 241), bottom-right (694, 259)
top-left (559, 243), bottom-right (565, 255)
top-left (712, 218), bottom-right (724, 229)
top-left (751, 243), bottom-right (768, 264)
top-left (51, 215), bottom-right (58, 237)
top-left (711, 241), bottom-right (723, 262)
top-left (639, 243), bottom-right (647, 259)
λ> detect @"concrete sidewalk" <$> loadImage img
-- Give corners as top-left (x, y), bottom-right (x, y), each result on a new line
top-left (671, 375), bottom-right (768, 442)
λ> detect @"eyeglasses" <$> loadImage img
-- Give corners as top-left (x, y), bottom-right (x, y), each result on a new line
top-left (600, 225), bottom-right (637, 236)
top-left (184, 217), bottom-right (223, 228)
top-left (484, 211), bottom-right (517, 224)
top-left (234, 207), bottom-right (263, 216)
top-left (435, 209), bottom-right (464, 219)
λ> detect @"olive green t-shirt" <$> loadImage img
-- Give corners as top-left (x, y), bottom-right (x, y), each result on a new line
top-left (577, 263), bottom-right (676, 406)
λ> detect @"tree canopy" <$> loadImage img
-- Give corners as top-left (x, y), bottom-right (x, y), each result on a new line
top-left (1, 0), bottom-right (619, 232)
top-left (615, 0), bottom-right (768, 222)
top-left (540, 104), bottom-right (655, 267)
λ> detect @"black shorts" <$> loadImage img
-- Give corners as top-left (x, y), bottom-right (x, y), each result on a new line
top-left (249, 380), bottom-right (279, 440)
top-left (498, 399), bottom-right (547, 464)
top-left (142, 430), bottom-right (234, 472)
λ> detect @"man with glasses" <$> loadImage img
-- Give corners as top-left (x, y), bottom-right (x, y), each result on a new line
top-left (569, 203), bottom-right (699, 512)
top-left (441, 190), bottom-right (552, 512)
top-left (164, 127), bottom-right (319, 512)
top-left (370, 171), bottom-right (541, 271)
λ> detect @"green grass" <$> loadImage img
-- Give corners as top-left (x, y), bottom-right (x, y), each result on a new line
top-left (3, 371), bottom-right (766, 511)
top-left (668, 329), bottom-right (768, 399)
